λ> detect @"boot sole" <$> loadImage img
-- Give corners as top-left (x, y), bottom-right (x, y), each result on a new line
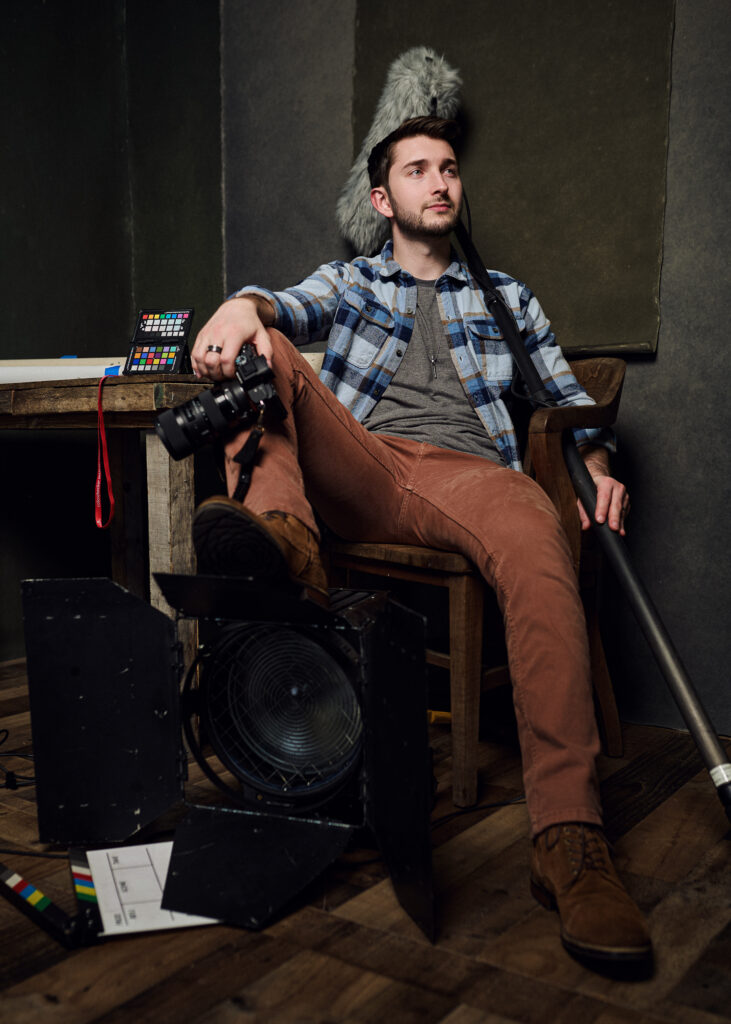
top-left (530, 877), bottom-right (653, 968)
top-left (193, 501), bottom-right (291, 583)
top-left (193, 500), bottom-right (330, 608)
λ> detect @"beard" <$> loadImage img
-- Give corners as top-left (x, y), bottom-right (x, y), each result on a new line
top-left (389, 193), bottom-right (461, 238)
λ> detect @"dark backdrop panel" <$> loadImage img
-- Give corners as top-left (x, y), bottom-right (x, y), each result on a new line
top-left (608, 0), bottom-right (731, 734)
top-left (0, 0), bottom-right (222, 359)
top-left (352, 0), bottom-right (673, 356)
top-left (0, 0), bottom-right (132, 357)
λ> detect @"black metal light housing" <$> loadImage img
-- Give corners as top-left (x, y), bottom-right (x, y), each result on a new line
top-left (22, 575), bottom-right (436, 939)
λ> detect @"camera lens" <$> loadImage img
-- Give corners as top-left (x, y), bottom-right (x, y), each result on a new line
top-left (155, 380), bottom-right (251, 460)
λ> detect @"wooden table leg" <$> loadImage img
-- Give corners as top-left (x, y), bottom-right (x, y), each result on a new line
top-left (108, 430), bottom-right (147, 599)
top-left (144, 431), bottom-right (197, 669)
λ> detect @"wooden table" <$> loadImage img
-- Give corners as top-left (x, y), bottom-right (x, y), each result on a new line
top-left (0, 374), bottom-right (206, 663)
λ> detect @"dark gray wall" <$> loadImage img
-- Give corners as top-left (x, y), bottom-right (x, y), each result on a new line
top-left (609, 0), bottom-right (731, 730)
top-left (217, 0), bottom-right (730, 734)
top-left (2, 1), bottom-right (728, 738)
top-left (221, 0), bottom-right (355, 294)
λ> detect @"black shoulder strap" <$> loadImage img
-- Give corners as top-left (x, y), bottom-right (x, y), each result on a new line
top-left (454, 220), bottom-right (555, 409)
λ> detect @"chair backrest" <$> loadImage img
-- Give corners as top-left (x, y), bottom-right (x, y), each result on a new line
top-left (302, 351), bottom-right (325, 374)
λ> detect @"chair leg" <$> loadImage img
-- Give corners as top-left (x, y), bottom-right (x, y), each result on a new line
top-left (448, 574), bottom-right (484, 807)
top-left (587, 612), bottom-right (623, 757)
top-left (579, 541), bottom-right (623, 758)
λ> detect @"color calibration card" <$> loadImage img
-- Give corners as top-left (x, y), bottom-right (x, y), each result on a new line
top-left (123, 308), bottom-right (194, 374)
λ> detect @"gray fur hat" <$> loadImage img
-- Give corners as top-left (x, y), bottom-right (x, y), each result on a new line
top-left (336, 47), bottom-right (462, 255)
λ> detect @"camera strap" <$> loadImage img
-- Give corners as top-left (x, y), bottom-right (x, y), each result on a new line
top-left (231, 405), bottom-right (266, 503)
top-left (95, 376), bottom-right (116, 528)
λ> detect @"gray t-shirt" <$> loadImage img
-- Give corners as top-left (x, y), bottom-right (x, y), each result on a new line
top-left (362, 279), bottom-right (504, 465)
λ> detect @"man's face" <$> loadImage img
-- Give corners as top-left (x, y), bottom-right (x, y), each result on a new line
top-left (382, 135), bottom-right (462, 238)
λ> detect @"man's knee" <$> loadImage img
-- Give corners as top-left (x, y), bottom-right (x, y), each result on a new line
top-left (266, 328), bottom-right (320, 391)
top-left (265, 327), bottom-right (294, 370)
top-left (473, 475), bottom-right (571, 564)
top-left (266, 326), bottom-right (292, 349)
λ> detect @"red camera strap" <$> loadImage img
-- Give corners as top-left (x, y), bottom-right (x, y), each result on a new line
top-left (95, 376), bottom-right (115, 529)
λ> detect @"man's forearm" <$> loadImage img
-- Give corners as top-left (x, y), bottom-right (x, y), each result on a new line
top-left (228, 293), bottom-right (276, 327)
top-left (579, 443), bottom-right (610, 479)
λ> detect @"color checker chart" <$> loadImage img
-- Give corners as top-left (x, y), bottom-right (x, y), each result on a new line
top-left (123, 308), bottom-right (194, 374)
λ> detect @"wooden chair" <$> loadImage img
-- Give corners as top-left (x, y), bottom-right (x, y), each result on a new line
top-left (321, 356), bottom-right (627, 807)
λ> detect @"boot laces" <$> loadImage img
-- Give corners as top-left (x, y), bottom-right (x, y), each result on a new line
top-left (563, 825), bottom-right (610, 885)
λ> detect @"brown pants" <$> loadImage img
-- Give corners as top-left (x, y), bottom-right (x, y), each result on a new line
top-left (224, 330), bottom-right (602, 835)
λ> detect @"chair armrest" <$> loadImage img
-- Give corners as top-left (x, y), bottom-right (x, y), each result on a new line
top-left (528, 357), bottom-right (626, 574)
top-left (528, 357), bottom-right (626, 436)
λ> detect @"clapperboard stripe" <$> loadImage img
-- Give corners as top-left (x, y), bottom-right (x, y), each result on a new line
top-left (70, 861), bottom-right (98, 904)
top-left (0, 863), bottom-right (71, 934)
top-left (1, 866), bottom-right (52, 910)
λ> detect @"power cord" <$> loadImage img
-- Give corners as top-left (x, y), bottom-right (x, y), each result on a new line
top-left (0, 731), bottom-right (69, 861)
top-left (0, 846), bottom-right (68, 860)
top-left (0, 728), bottom-right (36, 790)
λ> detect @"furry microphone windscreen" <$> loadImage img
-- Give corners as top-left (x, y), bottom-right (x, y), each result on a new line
top-left (336, 47), bottom-right (462, 256)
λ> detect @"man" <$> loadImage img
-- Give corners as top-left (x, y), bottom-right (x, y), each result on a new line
top-left (190, 117), bottom-right (649, 970)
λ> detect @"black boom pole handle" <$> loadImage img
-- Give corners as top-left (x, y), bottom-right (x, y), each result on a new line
top-left (561, 436), bottom-right (731, 821)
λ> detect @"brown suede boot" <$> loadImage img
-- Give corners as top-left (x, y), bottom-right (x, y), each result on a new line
top-left (531, 823), bottom-right (652, 971)
top-left (193, 495), bottom-right (328, 602)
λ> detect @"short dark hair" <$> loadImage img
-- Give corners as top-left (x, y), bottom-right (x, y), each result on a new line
top-left (367, 116), bottom-right (461, 189)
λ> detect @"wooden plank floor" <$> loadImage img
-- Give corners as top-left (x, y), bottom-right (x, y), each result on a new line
top-left (1, 656), bottom-right (730, 1023)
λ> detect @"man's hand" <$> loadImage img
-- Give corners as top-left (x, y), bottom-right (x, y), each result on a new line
top-left (577, 446), bottom-right (630, 536)
top-left (191, 296), bottom-right (274, 381)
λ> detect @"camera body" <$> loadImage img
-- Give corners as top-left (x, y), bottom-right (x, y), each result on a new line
top-left (155, 344), bottom-right (286, 461)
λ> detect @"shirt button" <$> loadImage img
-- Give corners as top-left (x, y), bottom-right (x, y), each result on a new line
top-left (396, 349), bottom-right (403, 357)
top-left (406, 307), bottom-right (414, 315)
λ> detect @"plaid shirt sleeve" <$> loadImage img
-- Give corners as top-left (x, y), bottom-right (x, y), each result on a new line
top-left (231, 262), bottom-right (351, 345)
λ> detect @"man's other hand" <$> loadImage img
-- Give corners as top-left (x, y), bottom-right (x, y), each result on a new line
top-left (578, 446), bottom-right (630, 536)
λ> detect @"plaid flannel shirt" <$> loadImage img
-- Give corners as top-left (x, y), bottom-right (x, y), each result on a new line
top-left (234, 240), bottom-right (613, 472)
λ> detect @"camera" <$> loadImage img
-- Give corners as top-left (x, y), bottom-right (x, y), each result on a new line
top-left (155, 344), bottom-right (286, 461)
